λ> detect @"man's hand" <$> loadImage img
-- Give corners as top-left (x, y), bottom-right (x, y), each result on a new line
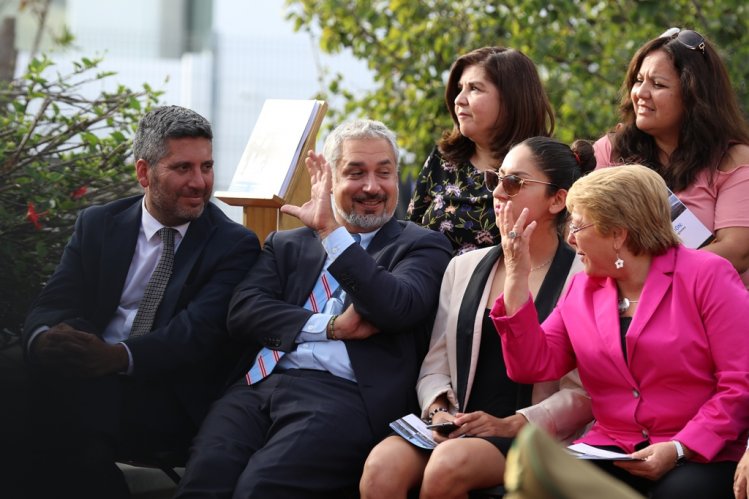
top-left (734, 449), bottom-right (749, 498)
top-left (615, 441), bottom-right (682, 480)
top-left (31, 323), bottom-right (128, 377)
top-left (331, 305), bottom-right (379, 340)
top-left (280, 150), bottom-right (341, 239)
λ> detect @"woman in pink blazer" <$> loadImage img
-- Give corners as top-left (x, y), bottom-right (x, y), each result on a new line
top-left (492, 164), bottom-right (749, 499)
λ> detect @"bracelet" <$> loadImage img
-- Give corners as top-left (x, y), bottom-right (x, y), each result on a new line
top-left (326, 315), bottom-right (338, 340)
top-left (427, 407), bottom-right (449, 424)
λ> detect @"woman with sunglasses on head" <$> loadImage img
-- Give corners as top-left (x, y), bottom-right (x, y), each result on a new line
top-left (493, 164), bottom-right (749, 499)
top-left (595, 27), bottom-right (749, 288)
top-left (360, 137), bottom-right (595, 498)
top-left (407, 46), bottom-right (554, 255)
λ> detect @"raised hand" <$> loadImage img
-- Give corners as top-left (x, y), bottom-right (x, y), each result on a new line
top-left (280, 149), bottom-right (341, 239)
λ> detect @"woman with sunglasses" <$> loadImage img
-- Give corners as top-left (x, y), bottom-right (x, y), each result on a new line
top-left (360, 137), bottom-right (594, 498)
top-left (407, 46), bottom-right (554, 255)
top-left (493, 165), bottom-right (749, 499)
top-left (594, 28), bottom-right (749, 288)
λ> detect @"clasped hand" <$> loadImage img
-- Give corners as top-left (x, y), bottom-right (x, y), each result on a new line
top-left (32, 322), bottom-right (127, 377)
top-left (332, 305), bottom-right (379, 340)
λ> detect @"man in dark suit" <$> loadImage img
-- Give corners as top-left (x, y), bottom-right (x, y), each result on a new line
top-left (24, 105), bottom-right (261, 498)
top-left (176, 119), bottom-right (453, 498)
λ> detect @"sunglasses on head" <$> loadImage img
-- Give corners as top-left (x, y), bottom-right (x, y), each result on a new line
top-left (659, 27), bottom-right (705, 55)
top-left (484, 170), bottom-right (558, 196)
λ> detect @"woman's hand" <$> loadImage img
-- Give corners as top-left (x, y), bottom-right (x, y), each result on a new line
top-left (614, 441), bottom-right (682, 481)
top-left (497, 201), bottom-right (534, 315)
top-left (446, 411), bottom-right (527, 439)
top-left (734, 449), bottom-right (749, 498)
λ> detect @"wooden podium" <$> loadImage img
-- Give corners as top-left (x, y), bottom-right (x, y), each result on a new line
top-left (216, 99), bottom-right (327, 244)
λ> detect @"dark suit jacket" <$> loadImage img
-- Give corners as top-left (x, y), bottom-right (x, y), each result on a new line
top-left (24, 195), bottom-right (261, 423)
top-left (227, 218), bottom-right (452, 436)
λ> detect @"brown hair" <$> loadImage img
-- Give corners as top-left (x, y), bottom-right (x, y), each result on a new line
top-left (439, 47), bottom-right (554, 165)
top-left (567, 165), bottom-right (680, 256)
top-left (611, 31), bottom-right (749, 191)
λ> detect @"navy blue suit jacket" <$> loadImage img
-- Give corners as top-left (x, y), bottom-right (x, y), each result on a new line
top-left (24, 195), bottom-right (261, 423)
top-left (227, 217), bottom-right (452, 436)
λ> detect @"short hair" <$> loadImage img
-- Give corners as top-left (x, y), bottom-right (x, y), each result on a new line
top-left (439, 46), bottom-right (555, 165)
top-left (566, 165), bottom-right (680, 256)
top-left (323, 119), bottom-right (399, 173)
top-left (133, 105), bottom-right (213, 166)
top-left (516, 137), bottom-right (589, 235)
top-left (612, 30), bottom-right (749, 191)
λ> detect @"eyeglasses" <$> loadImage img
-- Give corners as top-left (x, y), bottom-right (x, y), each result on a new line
top-left (568, 222), bottom-right (595, 235)
top-left (659, 27), bottom-right (705, 55)
top-left (484, 170), bottom-right (558, 196)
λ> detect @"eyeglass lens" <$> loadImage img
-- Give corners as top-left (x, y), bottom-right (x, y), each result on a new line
top-left (484, 171), bottom-right (523, 195)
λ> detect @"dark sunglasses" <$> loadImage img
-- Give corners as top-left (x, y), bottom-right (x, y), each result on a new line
top-left (484, 170), bottom-right (558, 196)
top-left (660, 27), bottom-right (705, 55)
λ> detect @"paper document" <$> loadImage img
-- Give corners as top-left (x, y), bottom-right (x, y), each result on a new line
top-left (567, 443), bottom-right (641, 461)
top-left (668, 190), bottom-right (713, 249)
top-left (389, 414), bottom-right (438, 450)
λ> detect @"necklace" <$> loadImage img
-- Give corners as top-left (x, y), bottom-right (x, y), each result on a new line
top-left (530, 258), bottom-right (553, 272)
top-left (617, 297), bottom-right (639, 314)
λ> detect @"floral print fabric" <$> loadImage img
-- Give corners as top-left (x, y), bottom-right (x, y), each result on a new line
top-left (407, 147), bottom-right (498, 255)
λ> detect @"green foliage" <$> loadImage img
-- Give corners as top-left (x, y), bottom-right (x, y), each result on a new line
top-left (285, 0), bottom-right (749, 179)
top-left (0, 54), bottom-right (161, 333)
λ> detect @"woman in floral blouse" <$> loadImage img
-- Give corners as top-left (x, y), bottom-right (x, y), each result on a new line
top-left (407, 46), bottom-right (555, 254)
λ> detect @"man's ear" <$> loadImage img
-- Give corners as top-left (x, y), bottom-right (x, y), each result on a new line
top-left (135, 159), bottom-right (149, 188)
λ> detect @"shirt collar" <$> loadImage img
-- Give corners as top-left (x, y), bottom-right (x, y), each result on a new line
top-left (141, 198), bottom-right (190, 242)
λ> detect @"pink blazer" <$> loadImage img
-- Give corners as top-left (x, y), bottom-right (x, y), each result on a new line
top-left (491, 245), bottom-right (749, 462)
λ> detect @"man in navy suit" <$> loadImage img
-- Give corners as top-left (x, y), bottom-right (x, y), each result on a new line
top-left (176, 119), bottom-right (453, 498)
top-left (24, 105), bottom-right (260, 498)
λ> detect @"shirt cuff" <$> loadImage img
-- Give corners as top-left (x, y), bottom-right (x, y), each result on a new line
top-left (27, 326), bottom-right (49, 354)
top-left (322, 226), bottom-right (356, 261)
top-left (298, 313), bottom-right (334, 342)
top-left (120, 342), bottom-right (134, 375)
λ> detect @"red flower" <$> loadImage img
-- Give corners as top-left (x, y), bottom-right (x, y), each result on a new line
top-left (26, 202), bottom-right (48, 230)
top-left (71, 185), bottom-right (88, 200)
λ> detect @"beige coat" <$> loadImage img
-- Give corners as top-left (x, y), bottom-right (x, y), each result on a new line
top-left (416, 245), bottom-right (592, 441)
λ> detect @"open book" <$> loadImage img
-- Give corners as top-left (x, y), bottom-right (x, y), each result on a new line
top-left (668, 190), bottom-right (713, 249)
top-left (215, 99), bottom-right (327, 202)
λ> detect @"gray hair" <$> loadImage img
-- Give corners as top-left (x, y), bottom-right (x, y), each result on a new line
top-left (322, 119), bottom-right (399, 173)
top-left (133, 105), bottom-right (213, 166)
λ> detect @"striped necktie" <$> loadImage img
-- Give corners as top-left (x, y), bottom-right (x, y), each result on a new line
top-left (244, 233), bottom-right (361, 384)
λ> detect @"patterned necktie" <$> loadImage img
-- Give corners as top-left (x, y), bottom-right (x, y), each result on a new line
top-left (130, 227), bottom-right (177, 337)
top-left (244, 233), bottom-right (362, 384)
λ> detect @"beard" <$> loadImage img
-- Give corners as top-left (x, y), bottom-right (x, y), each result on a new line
top-left (332, 193), bottom-right (396, 231)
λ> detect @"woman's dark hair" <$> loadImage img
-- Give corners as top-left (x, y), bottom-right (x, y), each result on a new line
top-left (519, 136), bottom-right (589, 235)
top-left (611, 31), bottom-right (749, 191)
top-left (438, 47), bottom-right (555, 166)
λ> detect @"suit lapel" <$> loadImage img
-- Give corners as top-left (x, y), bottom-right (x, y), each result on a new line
top-left (365, 217), bottom-right (401, 256)
top-left (625, 249), bottom-right (674, 360)
top-left (296, 230), bottom-right (327, 305)
top-left (155, 209), bottom-right (215, 324)
top-left (592, 277), bottom-right (637, 385)
top-left (99, 200), bottom-right (141, 320)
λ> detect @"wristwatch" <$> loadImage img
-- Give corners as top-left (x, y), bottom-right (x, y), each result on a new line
top-left (673, 440), bottom-right (687, 465)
